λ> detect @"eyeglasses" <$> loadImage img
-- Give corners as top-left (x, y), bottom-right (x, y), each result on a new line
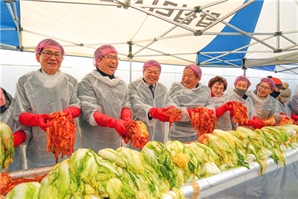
top-left (102, 55), bottom-right (120, 61)
top-left (41, 51), bottom-right (62, 59)
top-left (146, 69), bottom-right (160, 75)
top-left (259, 85), bottom-right (271, 91)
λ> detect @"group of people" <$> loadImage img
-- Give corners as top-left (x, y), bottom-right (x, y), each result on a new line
top-left (1, 38), bottom-right (298, 171)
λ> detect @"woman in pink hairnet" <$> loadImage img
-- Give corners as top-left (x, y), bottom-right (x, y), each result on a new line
top-left (13, 39), bottom-right (81, 169)
top-left (167, 64), bottom-right (215, 142)
top-left (78, 45), bottom-right (133, 152)
top-left (128, 60), bottom-right (175, 144)
top-left (246, 77), bottom-right (279, 120)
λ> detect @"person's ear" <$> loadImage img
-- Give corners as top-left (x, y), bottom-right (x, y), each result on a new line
top-left (35, 53), bottom-right (41, 63)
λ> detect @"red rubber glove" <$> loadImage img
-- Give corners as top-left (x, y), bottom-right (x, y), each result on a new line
top-left (215, 102), bottom-right (232, 118)
top-left (13, 130), bottom-right (27, 147)
top-left (280, 112), bottom-right (287, 116)
top-left (162, 106), bottom-right (175, 112)
top-left (247, 119), bottom-right (264, 129)
top-left (253, 116), bottom-right (262, 121)
top-left (93, 112), bottom-right (129, 137)
top-left (291, 113), bottom-right (298, 121)
top-left (121, 108), bottom-right (133, 122)
top-left (149, 107), bottom-right (170, 122)
top-left (208, 109), bottom-right (215, 116)
top-left (63, 106), bottom-right (81, 118)
top-left (19, 112), bottom-right (52, 131)
top-left (186, 108), bottom-right (195, 118)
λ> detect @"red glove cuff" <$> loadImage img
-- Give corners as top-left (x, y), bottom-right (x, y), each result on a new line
top-left (216, 105), bottom-right (228, 118)
top-left (150, 107), bottom-right (169, 122)
top-left (13, 130), bottom-right (27, 147)
top-left (291, 113), bottom-right (298, 120)
top-left (121, 108), bottom-right (133, 121)
top-left (63, 106), bottom-right (81, 118)
top-left (280, 112), bottom-right (287, 116)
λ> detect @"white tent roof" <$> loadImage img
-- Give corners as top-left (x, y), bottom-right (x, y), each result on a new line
top-left (1, 0), bottom-right (298, 73)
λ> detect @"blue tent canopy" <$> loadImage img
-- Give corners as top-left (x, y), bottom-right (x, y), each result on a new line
top-left (198, 0), bottom-right (264, 68)
top-left (0, 0), bottom-right (20, 48)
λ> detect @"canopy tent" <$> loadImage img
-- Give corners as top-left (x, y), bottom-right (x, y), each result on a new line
top-left (1, 0), bottom-right (298, 74)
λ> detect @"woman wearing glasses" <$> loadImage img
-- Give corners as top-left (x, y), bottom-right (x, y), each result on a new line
top-left (246, 77), bottom-right (279, 120)
top-left (78, 45), bottom-right (133, 152)
top-left (13, 39), bottom-right (81, 169)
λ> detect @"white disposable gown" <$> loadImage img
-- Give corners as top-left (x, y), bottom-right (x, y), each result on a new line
top-left (167, 82), bottom-right (215, 142)
top-left (287, 93), bottom-right (298, 114)
top-left (128, 78), bottom-right (174, 143)
top-left (78, 71), bottom-right (131, 152)
top-left (277, 100), bottom-right (291, 117)
top-left (246, 90), bottom-right (279, 119)
top-left (13, 70), bottom-right (81, 169)
top-left (211, 93), bottom-right (232, 131)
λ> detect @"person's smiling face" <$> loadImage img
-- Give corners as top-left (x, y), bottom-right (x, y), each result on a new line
top-left (97, 53), bottom-right (119, 75)
top-left (257, 82), bottom-right (273, 98)
top-left (182, 68), bottom-right (199, 89)
top-left (211, 82), bottom-right (224, 97)
top-left (36, 47), bottom-right (63, 75)
top-left (143, 66), bottom-right (161, 85)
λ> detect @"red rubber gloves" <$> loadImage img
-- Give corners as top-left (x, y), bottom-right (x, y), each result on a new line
top-left (121, 108), bottom-right (133, 122)
top-left (215, 102), bottom-right (233, 118)
top-left (19, 112), bottom-right (52, 131)
top-left (162, 106), bottom-right (175, 112)
top-left (208, 109), bottom-right (215, 115)
top-left (13, 130), bottom-right (27, 147)
top-left (149, 107), bottom-right (170, 122)
top-left (291, 113), bottom-right (298, 121)
top-left (93, 111), bottom-right (128, 137)
top-left (63, 106), bottom-right (81, 118)
top-left (280, 112), bottom-right (287, 116)
top-left (247, 119), bottom-right (264, 129)
top-left (186, 108), bottom-right (194, 118)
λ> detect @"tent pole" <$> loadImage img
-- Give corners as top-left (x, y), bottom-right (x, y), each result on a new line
top-left (128, 41), bottom-right (133, 83)
top-left (242, 58), bottom-right (247, 76)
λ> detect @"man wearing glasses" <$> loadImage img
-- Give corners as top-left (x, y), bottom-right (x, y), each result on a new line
top-left (13, 39), bottom-right (81, 169)
top-left (128, 60), bottom-right (174, 146)
top-left (78, 45), bottom-right (133, 152)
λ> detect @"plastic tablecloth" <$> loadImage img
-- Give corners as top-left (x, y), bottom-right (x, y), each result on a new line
top-left (163, 148), bottom-right (298, 199)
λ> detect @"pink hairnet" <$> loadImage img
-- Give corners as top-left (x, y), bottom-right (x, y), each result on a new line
top-left (234, 75), bottom-right (251, 87)
top-left (35, 39), bottom-right (64, 55)
top-left (260, 77), bottom-right (276, 90)
top-left (143, 60), bottom-right (161, 72)
top-left (93, 45), bottom-right (118, 66)
top-left (184, 64), bottom-right (202, 79)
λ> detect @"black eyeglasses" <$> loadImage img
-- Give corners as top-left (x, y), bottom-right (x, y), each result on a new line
top-left (102, 55), bottom-right (120, 61)
top-left (41, 51), bottom-right (62, 59)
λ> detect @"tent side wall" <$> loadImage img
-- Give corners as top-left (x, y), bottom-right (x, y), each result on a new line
top-left (1, 50), bottom-right (297, 97)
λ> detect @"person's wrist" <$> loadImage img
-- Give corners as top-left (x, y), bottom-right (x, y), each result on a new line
top-left (148, 112), bottom-right (152, 120)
